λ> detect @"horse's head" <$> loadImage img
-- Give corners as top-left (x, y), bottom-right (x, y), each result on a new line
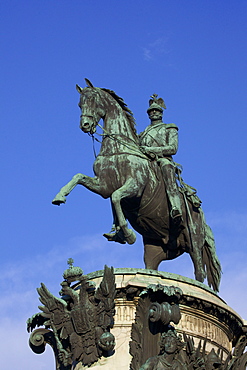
top-left (76, 79), bottom-right (105, 134)
top-left (76, 79), bottom-right (137, 143)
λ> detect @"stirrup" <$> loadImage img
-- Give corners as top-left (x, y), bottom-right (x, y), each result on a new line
top-left (170, 207), bottom-right (182, 220)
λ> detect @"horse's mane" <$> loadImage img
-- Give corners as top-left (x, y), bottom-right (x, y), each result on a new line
top-left (101, 88), bottom-right (136, 134)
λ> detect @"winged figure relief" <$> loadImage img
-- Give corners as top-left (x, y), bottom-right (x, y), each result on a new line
top-left (27, 264), bottom-right (116, 369)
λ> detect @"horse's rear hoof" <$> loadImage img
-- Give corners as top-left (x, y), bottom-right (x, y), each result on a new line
top-left (125, 229), bottom-right (136, 245)
top-left (52, 195), bottom-right (66, 205)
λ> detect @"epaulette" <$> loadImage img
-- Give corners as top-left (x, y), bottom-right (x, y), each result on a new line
top-left (165, 123), bottom-right (178, 130)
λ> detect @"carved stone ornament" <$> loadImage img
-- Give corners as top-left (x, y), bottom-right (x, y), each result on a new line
top-left (27, 261), bottom-right (116, 369)
top-left (135, 322), bottom-right (247, 369)
top-left (129, 284), bottom-right (183, 369)
top-left (224, 332), bottom-right (247, 370)
top-left (129, 281), bottom-right (247, 369)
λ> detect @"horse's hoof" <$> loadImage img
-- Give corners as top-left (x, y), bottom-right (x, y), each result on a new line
top-left (52, 195), bottom-right (66, 205)
top-left (103, 232), bottom-right (126, 244)
top-left (125, 229), bottom-right (136, 245)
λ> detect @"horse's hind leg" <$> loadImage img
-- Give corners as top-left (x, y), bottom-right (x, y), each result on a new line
top-left (143, 237), bottom-right (184, 270)
top-left (144, 242), bottom-right (167, 270)
top-left (110, 179), bottom-right (139, 244)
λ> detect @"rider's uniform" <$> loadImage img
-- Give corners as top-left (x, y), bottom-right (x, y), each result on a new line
top-left (139, 121), bottom-right (182, 217)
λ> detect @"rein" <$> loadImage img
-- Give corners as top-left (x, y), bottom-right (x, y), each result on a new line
top-left (88, 133), bottom-right (98, 158)
top-left (89, 120), bottom-right (149, 160)
top-left (80, 90), bottom-right (147, 159)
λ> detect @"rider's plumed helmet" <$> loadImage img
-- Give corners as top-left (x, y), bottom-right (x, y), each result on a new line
top-left (147, 93), bottom-right (166, 113)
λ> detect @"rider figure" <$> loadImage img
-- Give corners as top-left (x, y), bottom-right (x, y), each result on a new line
top-left (139, 94), bottom-right (183, 223)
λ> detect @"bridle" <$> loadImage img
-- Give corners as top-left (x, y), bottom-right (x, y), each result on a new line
top-left (80, 91), bottom-right (149, 160)
top-left (81, 113), bottom-right (149, 160)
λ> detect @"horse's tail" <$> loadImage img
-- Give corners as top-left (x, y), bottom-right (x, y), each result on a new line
top-left (202, 223), bottom-right (222, 292)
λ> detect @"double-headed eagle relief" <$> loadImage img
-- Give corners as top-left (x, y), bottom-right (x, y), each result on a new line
top-left (27, 261), bottom-right (116, 369)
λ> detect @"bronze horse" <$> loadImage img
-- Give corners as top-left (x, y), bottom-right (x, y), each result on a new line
top-left (52, 79), bottom-right (221, 291)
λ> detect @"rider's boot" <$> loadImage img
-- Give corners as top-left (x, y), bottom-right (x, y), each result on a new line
top-left (160, 163), bottom-right (183, 224)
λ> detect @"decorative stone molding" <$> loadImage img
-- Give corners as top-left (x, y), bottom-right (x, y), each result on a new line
top-left (114, 298), bottom-right (137, 326)
top-left (29, 268), bottom-right (247, 369)
top-left (87, 268), bottom-right (245, 366)
top-left (176, 307), bottom-right (231, 358)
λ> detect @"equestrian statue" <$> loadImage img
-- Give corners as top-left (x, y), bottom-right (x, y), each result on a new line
top-left (52, 79), bottom-right (221, 292)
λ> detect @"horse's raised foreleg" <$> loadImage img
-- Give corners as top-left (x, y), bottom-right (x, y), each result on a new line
top-left (52, 173), bottom-right (103, 205)
top-left (110, 178), bottom-right (139, 245)
top-left (109, 199), bottom-right (118, 232)
top-left (103, 200), bottom-right (128, 245)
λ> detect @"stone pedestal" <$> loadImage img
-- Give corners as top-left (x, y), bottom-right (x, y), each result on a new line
top-left (74, 268), bottom-right (246, 369)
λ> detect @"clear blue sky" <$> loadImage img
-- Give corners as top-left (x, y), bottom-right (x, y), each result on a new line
top-left (1, 1), bottom-right (247, 368)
